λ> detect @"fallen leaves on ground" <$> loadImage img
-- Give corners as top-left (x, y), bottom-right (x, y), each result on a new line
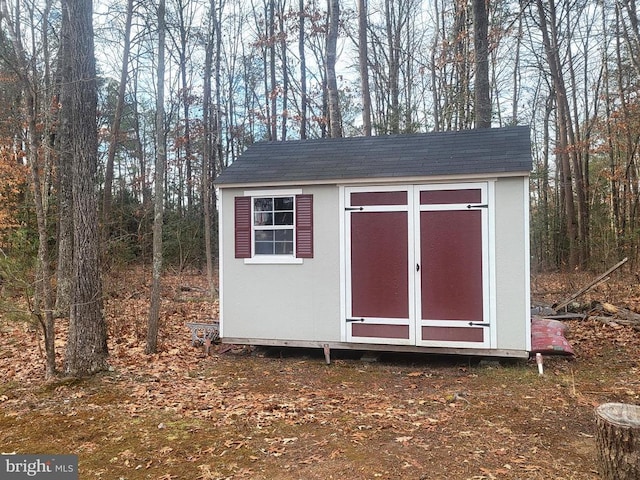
top-left (0, 268), bottom-right (639, 479)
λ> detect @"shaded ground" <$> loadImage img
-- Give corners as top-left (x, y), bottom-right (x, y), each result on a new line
top-left (1, 268), bottom-right (639, 479)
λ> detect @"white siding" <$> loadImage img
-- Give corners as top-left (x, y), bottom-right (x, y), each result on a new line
top-left (220, 185), bottom-right (342, 341)
top-left (493, 177), bottom-right (530, 351)
top-left (219, 176), bottom-right (530, 354)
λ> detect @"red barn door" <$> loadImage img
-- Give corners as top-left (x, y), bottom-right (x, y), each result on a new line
top-left (345, 184), bottom-right (491, 349)
top-left (345, 187), bottom-right (414, 345)
top-left (416, 185), bottom-right (490, 348)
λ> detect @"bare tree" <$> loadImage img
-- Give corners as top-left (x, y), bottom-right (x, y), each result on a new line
top-left (473, 0), bottom-right (490, 128)
top-left (0, 0), bottom-right (57, 377)
top-left (146, 0), bottom-right (167, 354)
top-left (55, 0), bottom-right (73, 321)
top-left (428, 0), bottom-right (473, 131)
top-left (531, 0), bottom-right (592, 268)
top-left (103, 0), bottom-right (135, 243)
top-left (358, 0), bottom-right (372, 135)
top-left (63, 0), bottom-right (109, 376)
top-left (168, 0), bottom-right (196, 212)
top-left (326, 0), bottom-right (342, 137)
top-left (298, 0), bottom-right (308, 138)
top-left (203, 0), bottom-right (218, 297)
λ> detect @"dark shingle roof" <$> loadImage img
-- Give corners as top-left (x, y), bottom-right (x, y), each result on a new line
top-left (214, 126), bottom-right (532, 186)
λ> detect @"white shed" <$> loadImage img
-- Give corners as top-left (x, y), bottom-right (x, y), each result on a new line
top-left (214, 126), bottom-right (532, 360)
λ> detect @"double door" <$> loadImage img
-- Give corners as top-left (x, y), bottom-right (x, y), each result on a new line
top-left (344, 183), bottom-right (492, 348)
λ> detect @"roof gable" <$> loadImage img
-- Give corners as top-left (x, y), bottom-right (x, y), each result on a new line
top-left (214, 126), bottom-right (532, 186)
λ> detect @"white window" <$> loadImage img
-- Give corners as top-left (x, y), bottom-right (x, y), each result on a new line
top-left (253, 196), bottom-right (295, 255)
top-left (235, 188), bottom-right (311, 264)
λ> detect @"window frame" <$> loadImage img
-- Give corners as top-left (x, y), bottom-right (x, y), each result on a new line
top-left (244, 189), bottom-right (304, 265)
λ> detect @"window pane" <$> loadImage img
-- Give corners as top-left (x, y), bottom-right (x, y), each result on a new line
top-left (275, 242), bottom-right (294, 254)
top-left (275, 229), bottom-right (293, 241)
top-left (254, 198), bottom-right (272, 211)
top-left (274, 212), bottom-right (293, 225)
top-left (254, 212), bottom-right (273, 226)
top-left (274, 197), bottom-right (294, 210)
top-left (255, 230), bottom-right (274, 241)
top-left (252, 196), bottom-right (296, 256)
top-left (255, 242), bottom-right (274, 254)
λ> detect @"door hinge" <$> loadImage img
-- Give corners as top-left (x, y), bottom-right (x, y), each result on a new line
top-left (467, 322), bottom-right (490, 327)
top-left (346, 318), bottom-right (365, 323)
top-left (345, 206), bottom-right (364, 211)
top-left (466, 204), bottom-right (488, 209)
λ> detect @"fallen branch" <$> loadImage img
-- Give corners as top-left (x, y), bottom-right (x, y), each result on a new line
top-left (589, 302), bottom-right (640, 330)
top-left (554, 258), bottom-right (628, 312)
top-left (589, 316), bottom-right (640, 331)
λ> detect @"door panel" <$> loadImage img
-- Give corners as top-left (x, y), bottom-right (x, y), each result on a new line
top-left (351, 191), bottom-right (408, 206)
top-left (421, 326), bottom-right (484, 343)
top-left (420, 188), bottom-right (482, 205)
top-left (351, 211), bottom-right (409, 319)
top-left (352, 323), bottom-right (410, 339)
top-left (420, 209), bottom-right (483, 321)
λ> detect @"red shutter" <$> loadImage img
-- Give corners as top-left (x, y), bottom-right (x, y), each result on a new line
top-left (234, 196), bottom-right (251, 258)
top-left (296, 194), bottom-right (313, 258)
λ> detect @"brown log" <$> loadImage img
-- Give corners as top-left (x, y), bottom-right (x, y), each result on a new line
top-left (554, 257), bottom-right (628, 311)
top-left (595, 403), bottom-right (640, 480)
top-left (590, 315), bottom-right (640, 332)
top-left (604, 303), bottom-right (640, 324)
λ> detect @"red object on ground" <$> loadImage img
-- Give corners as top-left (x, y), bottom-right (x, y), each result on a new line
top-left (531, 317), bottom-right (574, 355)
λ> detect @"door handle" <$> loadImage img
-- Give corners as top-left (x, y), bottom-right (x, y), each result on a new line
top-left (416, 264), bottom-right (420, 272)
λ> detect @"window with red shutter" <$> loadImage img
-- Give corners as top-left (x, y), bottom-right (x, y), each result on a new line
top-left (235, 192), bottom-right (313, 262)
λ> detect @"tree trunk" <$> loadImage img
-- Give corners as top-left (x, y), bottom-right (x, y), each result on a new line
top-left (55, 20), bottom-right (73, 319)
top-left (473, 0), bottom-right (491, 128)
top-left (430, 0), bottom-right (441, 131)
top-left (27, 87), bottom-right (56, 378)
top-left (203, 0), bottom-right (216, 298)
top-left (63, 0), bottom-right (108, 376)
top-left (512, 10), bottom-right (522, 125)
top-left (326, 0), bottom-right (342, 138)
top-left (299, 0), bottom-right (308, 139)
top-left (177, 0), bottom-right (194, 212)
top-left (536, 0), bottom-right (579, 268)
top-left (595, 403), bottom-right (640, 480)
top-left (269, 0), bottom-right (277, 141)
top-left (146, 0), bottom-right (167, 355)
top-left (102, 0), bottom-right (134, 244)
top-left (357, 0), bottom-right (371, 136)
top-left (0, 0), bottom-right (58, 377)
top-left (384, 0), bottom-right (400, 133)
top-left (278, 3), bottom-right (289, 141)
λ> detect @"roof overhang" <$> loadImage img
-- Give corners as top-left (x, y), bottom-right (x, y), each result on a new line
top-left (215, 170), bottom-right (531, 189)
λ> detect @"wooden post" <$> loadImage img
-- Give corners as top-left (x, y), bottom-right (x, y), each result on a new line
top-left (595, 403), bottom-right (640, 480)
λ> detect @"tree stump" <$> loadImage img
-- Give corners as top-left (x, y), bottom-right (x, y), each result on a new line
top-left (595, 402), bottom-right (640, 480)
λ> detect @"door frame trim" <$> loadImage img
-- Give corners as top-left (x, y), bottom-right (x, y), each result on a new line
top-left (341, 182), bottom-right (496, 349)
top-left (342, 185), bottom-right (415, 345)
top-left (414, 181), bottom-right (494, 348)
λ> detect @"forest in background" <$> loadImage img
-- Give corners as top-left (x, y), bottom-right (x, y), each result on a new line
top-left (2, 0), bottom-right (640, 270)
top-left (1, 0), bottom-right (640, 375)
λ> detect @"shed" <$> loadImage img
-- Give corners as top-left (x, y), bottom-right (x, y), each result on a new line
top-left (214, 126), bottom-right (532, 360)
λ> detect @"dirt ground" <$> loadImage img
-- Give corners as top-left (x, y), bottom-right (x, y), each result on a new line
top-left (1, 268), bottom-right (639, 479)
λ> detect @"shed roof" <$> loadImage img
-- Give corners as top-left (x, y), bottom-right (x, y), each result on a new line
top-left (214, 125), bottom-right (532, 186)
